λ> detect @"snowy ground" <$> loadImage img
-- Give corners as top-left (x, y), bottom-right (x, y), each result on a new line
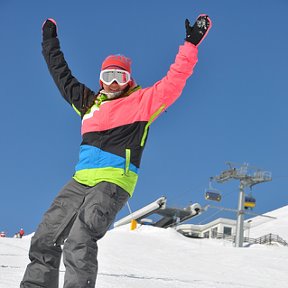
top-left (1, 206), bottom-right (288, 288)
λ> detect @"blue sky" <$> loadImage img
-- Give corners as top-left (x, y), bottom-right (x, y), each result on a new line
top-left (0, 0), bottom-right (287, 235)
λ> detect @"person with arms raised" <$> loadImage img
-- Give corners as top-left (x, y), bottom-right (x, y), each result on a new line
top-left (20, 14), bottom-right (212, 288)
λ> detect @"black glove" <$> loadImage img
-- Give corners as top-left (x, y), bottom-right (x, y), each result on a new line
top-left (185, 15), bottom-right (211, 46)
top-left (42, 18), bottom-right (57, 40)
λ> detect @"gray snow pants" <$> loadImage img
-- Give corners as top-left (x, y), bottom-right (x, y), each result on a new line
top-left (20, 179), bottom-right (129, 288)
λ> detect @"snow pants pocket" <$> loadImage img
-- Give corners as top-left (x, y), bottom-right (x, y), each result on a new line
top-left (77, 181), bottom-right (129, 240)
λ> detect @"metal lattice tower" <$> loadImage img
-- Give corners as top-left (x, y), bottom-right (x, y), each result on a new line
top-left (211, 162), bottom-right (272, 247)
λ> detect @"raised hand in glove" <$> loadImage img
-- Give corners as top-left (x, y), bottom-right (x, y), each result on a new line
top-left (185, 14), bottom-right (212, 47)
top-left (42, 18), bottom-right (57, 40)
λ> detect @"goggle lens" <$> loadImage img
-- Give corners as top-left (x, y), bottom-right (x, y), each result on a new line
top-left (100, 69), bottom-right (131, 86)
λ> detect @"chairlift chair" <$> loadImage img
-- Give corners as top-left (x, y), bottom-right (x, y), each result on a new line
top-left (205, 190), bottom-right (222, 202)
top-left (244, 195), bottom-right (256, 209)
top-left (205, 178), bottom-right (222, 202)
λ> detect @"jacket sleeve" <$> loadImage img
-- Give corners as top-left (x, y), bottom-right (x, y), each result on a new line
top-left (139, 41), bottom-right (198, 121)
top-left (42, 38), bottom-right (97, 116)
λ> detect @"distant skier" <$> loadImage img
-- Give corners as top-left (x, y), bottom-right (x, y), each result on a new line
top-left (14, 228), bottom-right (25, 238)
top-left (19, 228), bottom-right (25, 238)
top-left (20, 14), bottom-right (212, 288)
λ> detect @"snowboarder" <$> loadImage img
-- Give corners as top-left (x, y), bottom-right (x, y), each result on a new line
top-left (20, 14), bottom-right (212, 288)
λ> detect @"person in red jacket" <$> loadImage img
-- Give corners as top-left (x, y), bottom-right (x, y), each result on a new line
top-left (19, 228), bottom-right (25, 238)
top-left (21, 15), bottom-right (212, 288)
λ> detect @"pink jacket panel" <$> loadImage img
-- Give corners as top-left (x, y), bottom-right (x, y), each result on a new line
top-left (81, 42), bottom-right (198, 134)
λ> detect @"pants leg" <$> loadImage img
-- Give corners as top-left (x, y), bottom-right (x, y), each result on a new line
top-left (20, 179), bottom-right (88, 288)
top-left (63, 182), bottom-right (129, 288)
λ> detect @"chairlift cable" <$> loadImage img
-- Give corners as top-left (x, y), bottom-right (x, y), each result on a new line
top-left (197, 208), bottom-right (222, 225)
top-left (167, 183), bottom-right (206, 207)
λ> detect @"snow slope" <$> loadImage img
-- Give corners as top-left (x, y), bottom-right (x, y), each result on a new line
top-left (1, 206), bottom-right (288, 288)
top-left (247, 205), bottom-right (288, 239)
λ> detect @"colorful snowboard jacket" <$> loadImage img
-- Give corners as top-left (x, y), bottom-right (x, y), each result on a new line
top-left (42, 38), bottom-right (198, 196)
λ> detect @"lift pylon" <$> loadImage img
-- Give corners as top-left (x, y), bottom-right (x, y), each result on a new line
top-left (210, 162), bottom-right (272, 247)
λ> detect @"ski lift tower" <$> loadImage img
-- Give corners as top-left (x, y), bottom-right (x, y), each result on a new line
top-left (211, 162), bottom-right (272, 247)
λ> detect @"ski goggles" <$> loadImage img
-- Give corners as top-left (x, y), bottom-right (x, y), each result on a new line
top-left (100, 69), bottom-right (131, 86)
